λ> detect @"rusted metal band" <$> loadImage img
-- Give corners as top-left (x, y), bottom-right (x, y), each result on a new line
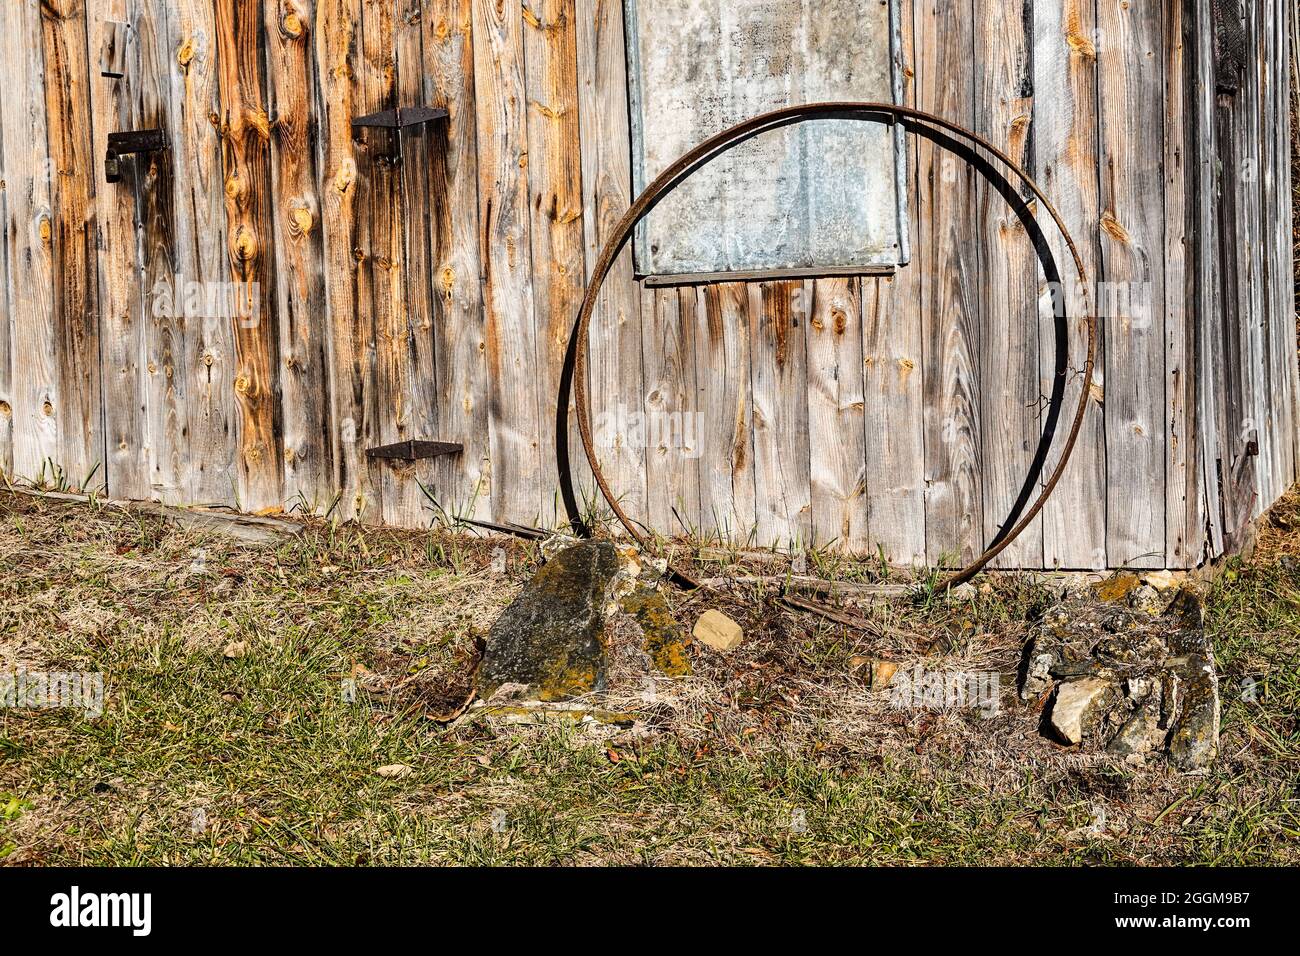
top-left (571, 102), bottom-right (1097, 595)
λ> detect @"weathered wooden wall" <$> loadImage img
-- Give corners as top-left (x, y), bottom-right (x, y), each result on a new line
top-left (0, 0), bottom-right (1295, 569)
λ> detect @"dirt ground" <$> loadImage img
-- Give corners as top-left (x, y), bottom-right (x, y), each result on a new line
top-left (0, 486), bottom-right (1298, 865)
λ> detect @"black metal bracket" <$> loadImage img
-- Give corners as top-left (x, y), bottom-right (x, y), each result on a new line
top-left (366, 439), bottom-right (463, 462)
top-left (105, 129), bottom-right (168, 183)
top-left (351, 106), bottom-right (448, 138)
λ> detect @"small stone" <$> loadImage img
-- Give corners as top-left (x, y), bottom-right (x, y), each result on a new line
top-left (376, 764), bottom-right (413, 779)
top-left (222, 640), bottom-right (248, 659)
top-left (1048, 678), bottom-right (1116, 745)
top-left (948, 582), bottom-right (978, 601)
top-left (870, 660), bottom-right (898, 689)
top-left (1142, 569), bottom-right (1180, 591)
top-left (693, 610), bottom-right (743, 651)
top-left (1020, 637), bottom-right (1056, 700)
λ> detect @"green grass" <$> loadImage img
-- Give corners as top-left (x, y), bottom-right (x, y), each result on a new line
top-left (1, 489), bottom-right (1298, 865)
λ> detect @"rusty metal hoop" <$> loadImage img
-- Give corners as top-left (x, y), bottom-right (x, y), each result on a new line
top-left (571, 101), bottom-right (1097, 594)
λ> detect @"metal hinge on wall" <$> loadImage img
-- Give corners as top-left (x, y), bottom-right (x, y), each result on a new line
top-left (365, 440), bottom-right (463, 462)
top-left (104, 130), bottom-right (168, 183)
top-left (351, 106), bottom-right (448, 138)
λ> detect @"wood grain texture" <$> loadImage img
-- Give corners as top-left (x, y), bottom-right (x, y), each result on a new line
top-left (136, 1), bottom-right (189, 502)
top-left (695, 283), bottom-right (755, 544)
top-left (42, 0), bottom-right (104, 490)
top-left (974, 0), bottom-right (1043, 568)
top-left (521, 0), bottom-right (587, 528)
top-left (1097, 0), bottom-right (1167, 567)
top-left (266, 0), bottom-right (334, 512)
top-left (749, 280), bottom-right (811, 549)
top-left (575, 0), bottom-right (645, 530)
top-left (1239, 0), bottom-right (1269, 520)
top-left (394, 0), bottom-right (440, 525)
top-left (418, 0), bottom-right (490, 523)
top-left (2, 1), bottom-right (59, 483)
top-left (359, 0), bottom-right (421, 526)
top-left (1189, 0), bottom-right (1224, 556)
top-left (1275, 0), bottom-right (1299, 491)
top-left (214, 0), bottom-right (283, 509)
top-left (862, 2), bottom-right (925, 566)
top-left (316, 0), bottom-right (375, 521)
top-left (1033, 0), bottom-right (1108, 569)
top-left (806, 278), bottom-right (867, 552)
top-left (917, 0), bottom-right (981, 567)
top-left (85, 0), bottom-right (145, 500)
top-left (473, 0), bottom-right (542, 525)
top-left (1163, 0), bottom-right (1201, 566)
top-left (0, 73), bottom-right (9, 478)
top-left (171, 0), bottom-right (238, 504)
top-left (639, 285), bottom-right (700, 538)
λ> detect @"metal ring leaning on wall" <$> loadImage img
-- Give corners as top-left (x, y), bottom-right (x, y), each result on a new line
top-left (570, 101), bottom-right (1098, 596)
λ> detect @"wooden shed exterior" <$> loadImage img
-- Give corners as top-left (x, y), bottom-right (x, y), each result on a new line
top-left (0, 0), bottom-right (1295, 570)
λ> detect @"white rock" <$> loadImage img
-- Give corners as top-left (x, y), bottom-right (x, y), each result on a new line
top-left (1142, 569), bottom-right (1181, 591)
top-left (1049, 678), bottom-right (1114, 745)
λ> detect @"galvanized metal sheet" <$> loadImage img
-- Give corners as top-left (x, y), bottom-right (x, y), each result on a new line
top-left (624, 0), bottom-right (908, 278)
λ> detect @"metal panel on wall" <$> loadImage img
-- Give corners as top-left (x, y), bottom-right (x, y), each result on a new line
top-left (624, 0), bottom-right (909, 279)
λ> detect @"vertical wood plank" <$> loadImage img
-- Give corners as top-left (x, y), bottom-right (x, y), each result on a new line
top-left (1097, 0), bottom-right (1166, 567)
top-left (973, 0), bottom-right (1043, 568)
top-left (1164, 0), bottom-right (1204, 567)
top-left (0, 32), bottom-right (10, 478)
top-left (88, 0), bottom-right (146, 500)
top-left (695, 283), bottom-right (755, 545)
top-left (170, 0), bottom-right (238, 504)
top-left (473, 0), bottom-right (542, 525)
top-left (0, 0), bottom-right (58, 483)
top-left (575, 0), bottom-right (646, 531)
top-left (266, 0), bottom-right (334, 512)
top-left (214, 0), bottom-right (283, 510)
top-left (1188, 0), bottom-right (1223, 556)
top-left (316, 0), bottom-right (375, 521)
top-left (358, 0), bottom-right (421, 525)
top-left (640, 285), bottom-right (700, 538)
top-left (917, 0), bottom-right (981, 567)
top-left (807, 277), bottom-right (867, 552)
top-left (521, 0), bottom-right (586, 528)
top-left (393, 0), bottom-right (439, 526)
top-left (1274, 0), bottom-right (1299, 492)
top-left (136, 1), bottom-right (188, 502)
top-left (1239, 0), bottom-right (1270, 518)
top-left (1034, 0), bottom-right (1108, 569)
top-left (1260, 0), bottom-right (1296, 503)
top-left (863, 1), bottom-right (925, 566)
top-left (749, 279), bottom-right (812, 550)
top-left (419, 0), bottom-right (490, 522)
top-left (42, 0), bottom-right (104, 490)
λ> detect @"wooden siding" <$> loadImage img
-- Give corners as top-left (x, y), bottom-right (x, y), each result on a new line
top-left (0, 0), bottom-right (1295, 570)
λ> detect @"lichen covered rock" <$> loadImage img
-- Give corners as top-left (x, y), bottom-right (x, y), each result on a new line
top-left (1021, 583), bottom-right (1219, 768)
top-left (477, 540), bottom-right (622, 702)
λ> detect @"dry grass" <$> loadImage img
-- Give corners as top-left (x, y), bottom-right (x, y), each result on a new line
top-left (1, 488), bottom-right (1298, 865)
